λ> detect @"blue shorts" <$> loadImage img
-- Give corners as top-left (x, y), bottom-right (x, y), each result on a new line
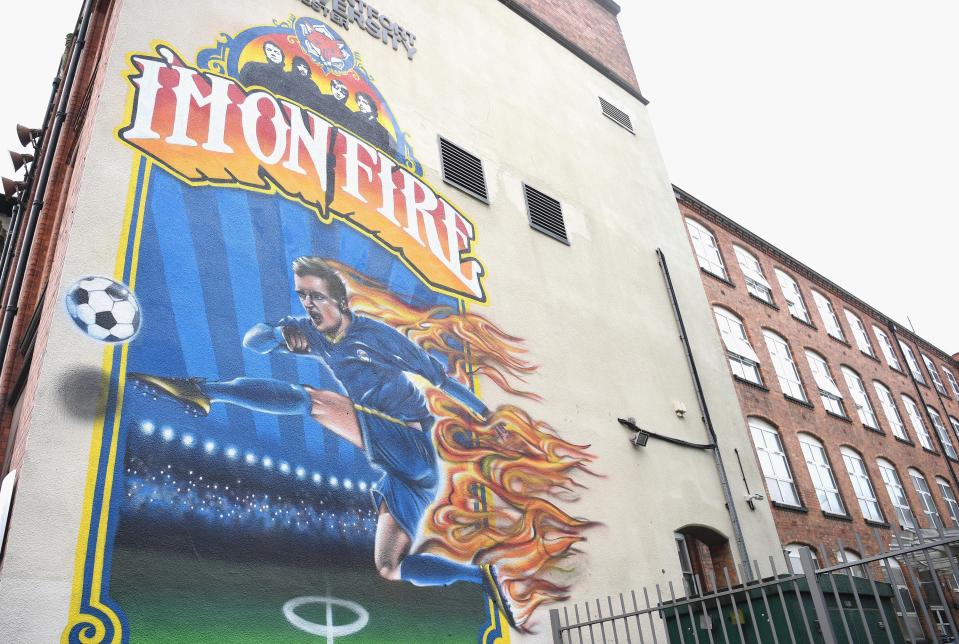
top-left (357, 410), bottom-right (439, 540)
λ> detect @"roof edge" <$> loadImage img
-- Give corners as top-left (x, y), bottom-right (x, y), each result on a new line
top-left (595, 0), bottom-right (622, 16)
top-left (673, 185), bottom-right (958, 365)
top-left (497, 0), bottom-right (648, 105)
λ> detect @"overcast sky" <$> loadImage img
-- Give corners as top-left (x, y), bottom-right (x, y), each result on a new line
top-left (1, 1), bottom-right (956, 352)
top-left (619, 1), bottom-right (959, 354)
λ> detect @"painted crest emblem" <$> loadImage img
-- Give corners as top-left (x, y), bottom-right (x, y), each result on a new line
top-left (295, 17), bottom-right (355, 74)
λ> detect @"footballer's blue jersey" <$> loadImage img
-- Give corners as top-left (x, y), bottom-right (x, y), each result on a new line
top-left (243, 313), bottom-right (489, 423)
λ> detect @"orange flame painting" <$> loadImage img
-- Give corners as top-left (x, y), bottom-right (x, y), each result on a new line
top-left (329, 260), bottom-right (598, 629)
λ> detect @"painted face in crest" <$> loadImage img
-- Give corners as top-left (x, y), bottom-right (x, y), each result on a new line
top-left (264, 42), bottom-right (283, 65)
top-left (356, 94), bottom-right (373, 114)
top-left (331, 80), bottom-right (349, 102)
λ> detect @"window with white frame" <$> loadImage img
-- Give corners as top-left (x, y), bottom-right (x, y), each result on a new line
top-left (937, 477), bottom-right (959, 528)
top-left (837, 549), bottom-right (867, 577)
top-left (883, 559), bottom-right (918, 617)
top-left (685, 218), bottom-right (728, 280)
top-left (674, 533), bottom-right (700, 596)
top-left (934, 610), bottom-right (951, 639)
top-left (763, 330), bottom-right (807, 401)
top-left (749, 418), bottom-right (801, 507)
top-left (908, 468), bottom-right (944, 530)
top-left (841, 367), bottom-right (878, 429)
top-left (844, 310), bottom-right (875, 357)
top-left (873, 381), bottom-right (908, 441)
top-left (713, 307), bottom-right (762, 385)
top-left (733, 246), bottom-right (773, 303)
top-left (774, 269), bottom-right (811, 323)
top-left (877, 459), bottom-right (917, 529)
top-left (798, 434), bottom-right (845, 515)
top-left (950, 417), bottom-right (959, 450)
top-left (898, 341), bottom-right (926, 384)
top-left (873, 325), bottom-right (902, 371)
top-left (902, 395), bottom-right (934, 451)
top-left (840, 447), bottom-right (884, 523)
top-left (805, 350), bottom-right (846, 417)
top-left (921, 354), bottom-right (947, 395)
top-left (928, 406), bottom-right (958, 460)
top-left (944, 367), bottom-right (959, 398)
top-left (811, 291), bottom-right (845, 342)
top-left (784, 543), bottom-right (819, 574)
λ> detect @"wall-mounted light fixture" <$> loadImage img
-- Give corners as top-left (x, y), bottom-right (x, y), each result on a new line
top-left (1, 178), bottom-right (25, 199)
top-left (9, 152), bottom-right (33, 173)
top-left (630, 428), bottom-right (649, 447)
top-left (618, 417), bottom-right (649, 448)
top-left (16, 125), bottom-right (41, 148)
top-left (617, 416), bottom-right (716, 451)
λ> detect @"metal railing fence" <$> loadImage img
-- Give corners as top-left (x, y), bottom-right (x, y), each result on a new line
top-left (549, 527), bottom-right (959, 644)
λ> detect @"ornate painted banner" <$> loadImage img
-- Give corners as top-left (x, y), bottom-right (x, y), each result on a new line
top-left (63, 15), bottom-right (595, 643)
top-left (119, 39), bottom-right (482, 302)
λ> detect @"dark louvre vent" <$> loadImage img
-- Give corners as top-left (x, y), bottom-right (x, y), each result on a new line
top-left (439, 137), bottom-right (488, 203)
top-left (523, 184), bottom-right (568, 245)
top-left (599, 97), bottom-right (634, 134)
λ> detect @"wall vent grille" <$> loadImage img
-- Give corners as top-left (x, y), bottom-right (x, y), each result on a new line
top-left (523, 184), bottom-right (568, 245)
top-left (599, 97), bottom-right (634, 134)
top-left (439, 137), bottom-right (488, 203)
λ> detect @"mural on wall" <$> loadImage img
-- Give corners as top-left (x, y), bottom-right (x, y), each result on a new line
top-left (63, 16), bottom-right (595, 643)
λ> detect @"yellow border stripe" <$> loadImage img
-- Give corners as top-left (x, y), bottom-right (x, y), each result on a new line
top-left (63, 346), bottom-right (115, 643)
top-left (481, 598), bottom-right (511, 644)
top-left (63, 155), bottom-right (147, 642)
top-left (91, 161), bottom-right (150, 627)
top-left (126, 161), bottom-right (150, 291)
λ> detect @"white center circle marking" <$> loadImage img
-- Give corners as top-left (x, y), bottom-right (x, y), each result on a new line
top-left (282, 595), bottom-right (369, 643)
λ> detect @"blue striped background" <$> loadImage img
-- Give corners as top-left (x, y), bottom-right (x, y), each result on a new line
top-left (122, 169), bottom-right (456, 476)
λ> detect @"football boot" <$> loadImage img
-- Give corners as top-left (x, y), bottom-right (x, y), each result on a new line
top-left (128, 373), bottom-right (211, 417)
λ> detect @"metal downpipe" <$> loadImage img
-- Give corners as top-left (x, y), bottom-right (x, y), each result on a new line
top-left (0, 74), bottom-right (62, 301)
top-left (0, 0), bottom-right (95, 368)
top-left (656, 247), bottom-right (752, 579)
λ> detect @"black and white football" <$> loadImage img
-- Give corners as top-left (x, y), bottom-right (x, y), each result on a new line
top-left (65, 276), bottom-right (141, 343)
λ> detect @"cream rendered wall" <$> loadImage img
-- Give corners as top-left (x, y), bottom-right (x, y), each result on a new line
top-left (0, 0), bottom-right (783, 640)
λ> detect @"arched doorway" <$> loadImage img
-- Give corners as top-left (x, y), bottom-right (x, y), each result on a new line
top-left (674, 524), bottom-right (734, 594)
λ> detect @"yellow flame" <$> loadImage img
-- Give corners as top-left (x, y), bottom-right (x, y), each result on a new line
top-left (328, 261), bottom-right (540, 400)
top-left (424, 391), bottom-right (597, 628)
top-left (326, 261), bottom-right (596, 628)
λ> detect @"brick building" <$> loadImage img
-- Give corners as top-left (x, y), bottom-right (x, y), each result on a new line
top-left (678, 185), bottom-right (959, 638)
